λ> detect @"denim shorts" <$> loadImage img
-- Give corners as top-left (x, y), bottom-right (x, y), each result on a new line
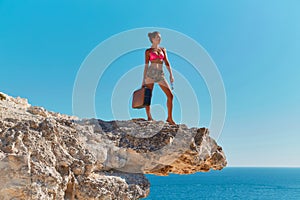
top-left (146, 66), bottom-right (165, 82)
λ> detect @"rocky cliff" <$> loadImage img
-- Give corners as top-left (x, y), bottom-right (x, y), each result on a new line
top-left (0, 92), bottom-right (227, 199)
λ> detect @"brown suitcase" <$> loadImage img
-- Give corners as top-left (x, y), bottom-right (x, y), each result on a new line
top-left (132, 86), bottom-right (152, 109)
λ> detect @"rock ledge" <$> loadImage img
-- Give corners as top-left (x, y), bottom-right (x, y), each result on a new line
top-left (0, 92), bottom-right (227, 199)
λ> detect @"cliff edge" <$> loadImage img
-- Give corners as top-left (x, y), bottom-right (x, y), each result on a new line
top-left (0, 92), bottom-right (227, 199)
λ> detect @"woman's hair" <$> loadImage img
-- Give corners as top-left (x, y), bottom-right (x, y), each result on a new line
top-left (148, 31), bottom-right (160, 43)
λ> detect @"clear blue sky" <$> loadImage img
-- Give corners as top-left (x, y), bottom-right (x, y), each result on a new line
top-left (1, 0), bottom-right (299, 167)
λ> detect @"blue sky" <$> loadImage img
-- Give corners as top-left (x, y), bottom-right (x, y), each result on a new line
top-left (1, 0), bottom-right (300, 167)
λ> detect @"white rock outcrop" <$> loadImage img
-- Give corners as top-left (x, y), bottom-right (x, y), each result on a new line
top-left (0, 92), bottom-right (227, 199)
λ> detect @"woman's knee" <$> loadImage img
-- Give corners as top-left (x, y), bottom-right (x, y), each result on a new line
top-left (168, 92), bottom-right (173, 100)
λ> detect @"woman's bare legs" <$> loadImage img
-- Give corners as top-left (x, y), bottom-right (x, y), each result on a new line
top-left (158, 78), bottom-right (176, 125)
top-left (144, 77), bottom-right (155, 121)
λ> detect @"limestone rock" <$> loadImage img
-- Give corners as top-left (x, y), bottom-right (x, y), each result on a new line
top-left (0, 92), bottom-right (227, 199)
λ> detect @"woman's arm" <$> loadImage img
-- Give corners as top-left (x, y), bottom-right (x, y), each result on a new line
top-left (162, 47), bottom-right (174, 83)
top-left (142, 49), bottom-right (150, 86)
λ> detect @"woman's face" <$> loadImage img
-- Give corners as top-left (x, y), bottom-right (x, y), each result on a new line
top-left (152, 34), bottom-right (161, 44)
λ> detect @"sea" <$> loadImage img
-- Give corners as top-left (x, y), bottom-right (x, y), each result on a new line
top-left (143, 167), bottom-right (300, 200)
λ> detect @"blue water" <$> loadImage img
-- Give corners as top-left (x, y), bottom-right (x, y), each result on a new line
top-left (143, 167), bottom-right (300, 200)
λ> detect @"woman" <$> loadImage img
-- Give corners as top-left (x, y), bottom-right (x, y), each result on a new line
top-left (142, 31), bottom-right (176, 125)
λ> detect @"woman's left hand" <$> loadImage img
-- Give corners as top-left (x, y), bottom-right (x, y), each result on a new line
top-left (170, 75), bottom-right (174, 83)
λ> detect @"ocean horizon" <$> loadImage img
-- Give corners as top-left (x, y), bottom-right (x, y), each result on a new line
top-left (143, 167), bottom-right (300, 200)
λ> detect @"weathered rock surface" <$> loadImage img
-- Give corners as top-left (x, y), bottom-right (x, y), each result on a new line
top-left (0, 92), bottom-right (227, 199)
